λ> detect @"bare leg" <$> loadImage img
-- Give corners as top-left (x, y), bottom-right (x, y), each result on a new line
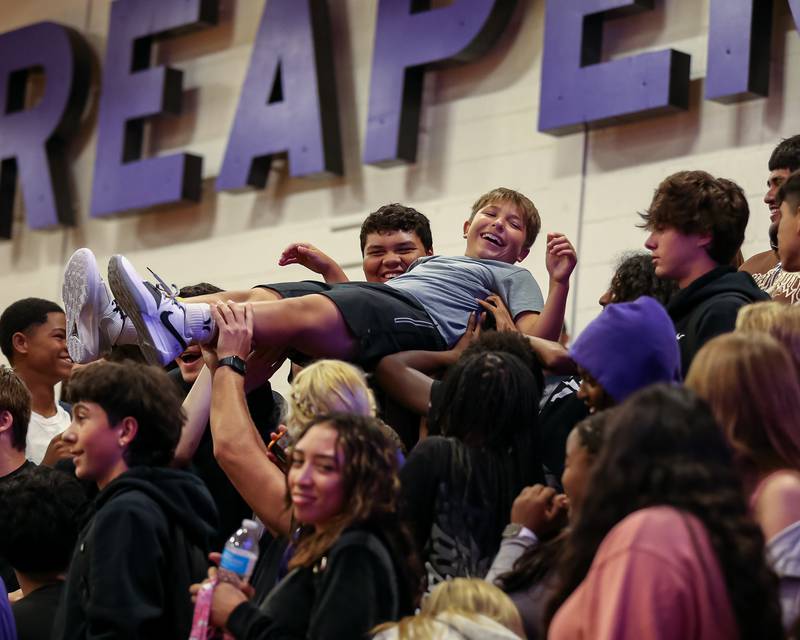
top-left (245, 294), bottom-right (357, 361)
top-left (185, 287), bottom-right (281, 305)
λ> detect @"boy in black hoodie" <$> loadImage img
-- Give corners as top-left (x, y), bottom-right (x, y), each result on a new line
top-left (641, 170), bottom-right (769, 376)
top-left (54, 360), bottom-right (218, 640)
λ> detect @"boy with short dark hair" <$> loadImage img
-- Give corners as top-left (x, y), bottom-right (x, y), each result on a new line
top-left (0, 466), bottom-right (88, 639)
top-left (0, 298), bottom-right (73, 463)
top-left (641, 170), bottom-right (769, 375)
top-left (54, 360), bottom-right (217, 640)
top-left (741, 135), bottom-right (800, 304)
top-left (101, 187), bottom-right (575, 370)
top-left (775, 169), bottom-right (800, 273)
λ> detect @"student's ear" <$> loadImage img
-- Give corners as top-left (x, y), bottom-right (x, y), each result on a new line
top-left (696, 232), bottom-right (713, 249)
top-left (426, 246), bottom-right (434, 256)
top-left (462, 219), bottom-right (471, 239)
top-left (0, 410), bottom-right (13, 435)
top-left (117, 416), bottom-right (138, 449)
top-left (11, 331), bottom-right (28, 357)
top-left (517, 247), bottom-right (530, 262)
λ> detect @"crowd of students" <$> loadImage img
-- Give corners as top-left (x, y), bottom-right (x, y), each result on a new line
top-left (2, 135), bottom-right (800, 639)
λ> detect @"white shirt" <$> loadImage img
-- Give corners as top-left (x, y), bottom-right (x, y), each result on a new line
top-left (26, 404), bottom-right (71, 464)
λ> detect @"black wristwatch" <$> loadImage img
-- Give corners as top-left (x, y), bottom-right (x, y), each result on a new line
top-left (218, 355), bottom-right (247, 376)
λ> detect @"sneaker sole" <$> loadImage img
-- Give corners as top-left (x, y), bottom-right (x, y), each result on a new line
top-left (108, 256), bottom-right (175, 367)
top-left (62, 248), bottom-right (103, 364)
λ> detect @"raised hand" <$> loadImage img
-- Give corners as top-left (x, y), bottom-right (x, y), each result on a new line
top-left (545, 232), bottom-right (578, 284)
top-left (278, 242), bottom-right (347, 283)
top-left (510, 484), bottom-right (569, 537)
top-left (212, 301), bottom-right (254, 361)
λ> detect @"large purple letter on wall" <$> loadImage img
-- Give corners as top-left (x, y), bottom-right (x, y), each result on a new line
top-left (538, 0), bottom-right (691, 135)
top-left (217, 0), bottom-right (341, 190)
top-left (90, 0), bottom-right (217, 218)
top-left (0, 22), bottom-right (90, 238)
top-left (364, 0), bottom-right (517, 166)
top-left (705, 0), bottom-right (772, 102)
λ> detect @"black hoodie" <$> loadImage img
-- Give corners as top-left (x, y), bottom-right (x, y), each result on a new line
top-left (667, 265), bottom-right (770, 376)
top-left (54, 467), bottom-right (218, 640)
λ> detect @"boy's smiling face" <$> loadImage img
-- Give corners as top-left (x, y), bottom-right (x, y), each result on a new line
top-left (463, 200), bottom-right (530, 264)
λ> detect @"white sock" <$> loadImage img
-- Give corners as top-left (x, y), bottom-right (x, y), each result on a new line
top-left (184, 303), bottom-right (215, 343)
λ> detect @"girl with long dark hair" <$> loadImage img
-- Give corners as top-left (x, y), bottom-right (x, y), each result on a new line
top-left (192, 414), bottom-right (420, 639)
top-left (546, 385), bottom-right (783, 639)
top-left (400, 350), bottom-right (544, 585)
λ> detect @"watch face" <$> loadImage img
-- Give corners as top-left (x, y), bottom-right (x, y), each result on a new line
top-left (220, 356), bottom-right (246, 375)
top-left (502, 523), bottom-right (523, 539)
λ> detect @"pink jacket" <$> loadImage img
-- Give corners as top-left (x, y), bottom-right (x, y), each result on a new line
top-left (549, 506), bottom-right (737, 640)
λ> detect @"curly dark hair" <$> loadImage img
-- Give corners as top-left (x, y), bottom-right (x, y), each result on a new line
top-left (0, 297), bottom-right (64, 363)
top-left (287, 414), bottom-right (422, 605)
top-left (543, 385), bottom-right (783, 638)
top-left (638, 170), bottom-right (749, 265)
top-left (359, 204), bottom-right (433, 254)
top-left (178, 282), bottom-right (224, 299)
top-left (430, 351), bottom-right (542, 457)
top-left (0, 466), bottom-right (89, 575)
top-left (769, 135), bottom-right (800, 172)
top-left (67, 360), bottom-right (185, 467)
top-left (497, 412), bottom-right (611, 594)
top-left (461, 330), bottom-right (544, 392)
top-left (606, 252), bottom-right (678, 306)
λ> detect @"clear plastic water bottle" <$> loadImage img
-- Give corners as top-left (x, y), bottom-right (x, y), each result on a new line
top-left (218, 518), bottom-right (260, 585)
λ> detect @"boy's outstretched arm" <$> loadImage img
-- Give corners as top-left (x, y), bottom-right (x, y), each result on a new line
top-left (374, 312), bottom-right (483, 416)
top-left (515, 233), bottom-right (577, 340)
top-left (278, 242), bottom-right (349, 284)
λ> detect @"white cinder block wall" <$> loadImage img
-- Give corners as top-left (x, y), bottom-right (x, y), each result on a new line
top-left (1, 0), bottom-right (798, 397)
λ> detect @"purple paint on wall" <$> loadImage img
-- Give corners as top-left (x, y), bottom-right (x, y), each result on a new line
top-left (538, 0), bottom-right (690, 135)
top-left (706, 0), bottom-right (772, 102)
top-left (217, 0), bottom-right (342, 190)
top-left (0, 22), bottom-right (91, 238)
top-left (364, 0), bottom-right (517, 166)
top-left (90, 0), bottom-right (217, 218)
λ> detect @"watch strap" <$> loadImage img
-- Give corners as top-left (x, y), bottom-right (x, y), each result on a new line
top-left (218, 355), bottom-right (247, 376)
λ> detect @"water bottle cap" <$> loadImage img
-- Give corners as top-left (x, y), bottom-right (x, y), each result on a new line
top-left (243, 518), bottom-right (258, 531)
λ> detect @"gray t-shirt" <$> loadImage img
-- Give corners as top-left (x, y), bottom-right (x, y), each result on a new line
top-left (386, 255), bottom-right (544, 346)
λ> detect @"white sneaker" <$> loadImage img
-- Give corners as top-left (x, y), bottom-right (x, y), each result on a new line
top-left (107, 256), bottom-right (208, 367)
top-left (62, 248), bottom-right (136, 364)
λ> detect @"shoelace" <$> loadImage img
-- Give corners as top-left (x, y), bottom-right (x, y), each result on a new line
top-left (111, 300), bottom-right (127, 320)
top-left (147, 267), bottom-right (183, 305)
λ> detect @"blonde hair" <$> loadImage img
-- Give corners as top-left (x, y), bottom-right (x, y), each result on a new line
top-left (287, 359), bottom-right (376, 437)
top-left (424, 578), bottom-right (523, 635)
top-left (686, 332), bottom-right (800, 474)
top-left (372, 612), bottom-right (519, 639)
top-left (736, 302), bottom-right (800, 373)
top-left (470, 187), bottom-right (541, 250)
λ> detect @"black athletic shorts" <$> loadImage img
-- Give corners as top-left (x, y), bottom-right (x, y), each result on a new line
top-left (255, 281), bottom-right (446, 369)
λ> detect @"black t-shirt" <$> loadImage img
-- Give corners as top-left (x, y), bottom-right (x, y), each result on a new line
top-left (537, 377), bottom-right (590, 482)
top-left (12, 581), bottom-right (64, 640)
top-left (400, 436), bottom-right (540, 585)
top-left (1, 460), bottom-right (35, 593)
top-left (169, 369), bottom-right (284, 548)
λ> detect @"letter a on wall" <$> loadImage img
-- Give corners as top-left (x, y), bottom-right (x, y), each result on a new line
top-left (538, 0), bottom-right (691, 135)
top-left (364, 0), bottom-right (517, 166)
top-left (90, 0), bottom-right (217, 218)
top-left (217, 0), bottom-right (342, 190)
top-left (0, 22), bottom-right (91, 238)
